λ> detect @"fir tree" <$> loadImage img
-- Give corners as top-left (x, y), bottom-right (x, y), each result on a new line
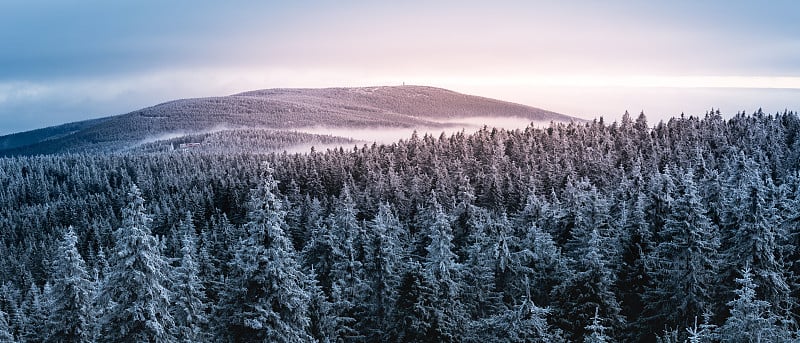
top-left (551, 228), bottom-right (624, 341)
top-left (0, 309), bottom-right (14, 343)
top-left (305, 268), bottom-right (336, 343)
top-left (461, 206), bottom-right (503, 320)
top-left (97, 184), bottom-right (175, 342)
top-left (467, 289), bottom-right (562, 343)
top-left (583, 307), bottom-right (610, 343)
top-left (643, 170), bottom-right (720, 332)
top-left (364, 202), bottom-right (405, 341)
top-left (46, 227), bottom-right (93, 343)
top-left (19, 283), bottom-right (46, 342)
top-left (216, 171), bottom-right (313, 342)
top-left (518, 223), bottom-right (567, 307)
top-left (722, 162), bottom-right (791, 312)
top-left (326, 185), bottom-right (371, 341)
top-left (419, 194), bottom-right (466, 341)
top-left (170, 212), bottom-right (208, 342)
top-left (720, 268), bottom-right (789, 342)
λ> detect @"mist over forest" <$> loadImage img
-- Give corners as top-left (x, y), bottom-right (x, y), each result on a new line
top-left (1, 108), bottom-right (800, 342)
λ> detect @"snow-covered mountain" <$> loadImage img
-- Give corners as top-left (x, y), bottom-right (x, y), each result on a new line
top-left (0, 85), bottom-right (579, 156)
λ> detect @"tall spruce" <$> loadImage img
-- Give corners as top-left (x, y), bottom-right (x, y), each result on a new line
top-left (720, 268), bottom-right (789, 342)
top-left (97, 184), bottom-right (175, 342)
top-left (170, 212), bottom-right (208, 342)
top-left (643, 170), bottom-right (720, 334)
top-left (419, 193), bottom-right (466, 341)
top-left (364, 202), bottom-right (405, 341)
top-left (46, 227), bottom-right (93, 343)
top-left (216, 169), bottom-right (313, 342)
top-left (0, 309), bottom-right (14, 343)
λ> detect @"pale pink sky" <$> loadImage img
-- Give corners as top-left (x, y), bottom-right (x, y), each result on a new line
top-left (1, 1), bottom-right (799, 134)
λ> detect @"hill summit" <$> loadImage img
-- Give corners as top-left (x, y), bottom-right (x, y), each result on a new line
top-left (0, 85), bottom-right (579, 156)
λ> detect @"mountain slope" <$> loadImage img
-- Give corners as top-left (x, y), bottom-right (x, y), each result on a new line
top-left (0, 85), bottom-right (579, 156)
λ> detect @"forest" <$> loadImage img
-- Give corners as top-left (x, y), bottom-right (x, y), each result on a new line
top-left (1, 110), bottom-right (799, 342)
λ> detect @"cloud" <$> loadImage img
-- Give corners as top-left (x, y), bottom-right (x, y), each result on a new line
top-left (1, 1), bottom-right (799, 134)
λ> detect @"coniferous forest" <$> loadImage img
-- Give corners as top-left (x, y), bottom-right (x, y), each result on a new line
top-left (3, 110), bottom-right (800, 342)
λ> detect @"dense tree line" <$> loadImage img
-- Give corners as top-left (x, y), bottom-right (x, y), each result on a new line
top-left (1, 110), bottom-right (800, 341)
top-left (135, 129), bottom-right (355, 154)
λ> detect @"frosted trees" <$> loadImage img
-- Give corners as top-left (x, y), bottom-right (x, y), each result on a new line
top-left (722, 158), bottom-right (792, 313)
top-left (0, 310), bottom-right (13, 342)
top-left (97, 185), bottom-right (175, 342)
top-left (170, 212), bottom-right (208, 342)
top-left (644, 170), bottom-right (720, 333)
top-left (583, 307), bottom-right (611, 343)
top-left (390, 193), bottom-right (466, 341)
top-left (216, 171), bottom-right (312, 342)
top-left (719, 268), bottom-right (788, 342)
top-left (467, 293), bottom-right (562, 343)
top-left (19, 284), bottom-right (46, 342)
top-left (518, 223), bottom-right (566, 307)
top-left (364, 202), bottom-right (404, 341)
top-left (46, 227), bottom-right (93, 343)
top-left (420, 194), bottom-right (466, 341)
top-left (551, 179), bottom-right (624, 341)
top-left (319, 185), bottom-right (372, 340)
top-left (551, 228), bottom-right (624, 341)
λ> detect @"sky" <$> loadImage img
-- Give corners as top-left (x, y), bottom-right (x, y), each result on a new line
top-left (1, 0), bottom-right (799, 135)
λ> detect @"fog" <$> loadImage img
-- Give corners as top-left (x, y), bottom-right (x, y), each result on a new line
top-left (285, 117), bottom-right (563, 153)
top-left (132, 124), bottom-right (237, 147)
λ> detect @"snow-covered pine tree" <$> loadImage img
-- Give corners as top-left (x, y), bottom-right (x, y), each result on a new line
top-left (216, 170), bottom-right (313, 342)
top-left (461, 206), bottom-right (503, 320)
top-left (420, 193), bottom-right (466, 341)
top-left (0, 309), bottom-right (14, 343)
top-left (551, 227), bottom-right (624, 341)
top-left (684, 314), bottom-right (717, 343)
top-left (722, 159), bottom-right (792, 312)
top-left (643, 169), bottom-right (720, 333)
top-left (97, 184), bottom-right (175, 342)
top-left (583, 307), bottom-right (610, 343)
top-left (363, 202), bottom-right (405, 341)
top-left (170, 212), bottom-right (208, 342)
top-left (305, 267), bottom-right (336, 343)
top-left (719, 267), bottom-right (790, 342)
top-left (326, 185), bottom-right (371, 341)
top-left (46, 227), bottom-right (93, 343)
top-left (389, 260), bottom-right (433, 342)
top-left (518, 223), bottom-right (567, 308)
top-left (19, 283), bottom-right (46, 342)
top-left (466, 291), bottom-right (562, 343)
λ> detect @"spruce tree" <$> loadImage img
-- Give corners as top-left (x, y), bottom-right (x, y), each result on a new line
top-left (720, 268), bottom-right (789, 342)
top-left (364, 202), bottom-right (404, 341)
top-left (722, 163), bottom-right (791, 312)
top-left (0, 309), bottom-right (14, 343)
top-left (551, 228), bottom-right (624, 341)
top-left (171, 212), bottom-right (208, 342)
top-left (97, 184), bottom-right (175, 342)
top-left (46, 227), bottom-right (93, 343)
top-left (643, 170), bottom-right (720, 334)
top-left (19, 283), bottom-right (46, 342)
top-left (216, 171), bottom-right (312, 342)
top-left (326, 185), bottom-right (371, 341)
top-left (305, 268), bottom-right (337, 343)
top-left (583, 307), bottom-right (610, 343)
top-left (518, 223), bottom-right (567, 307)
top-left (419, 194), bottom-right (466, 341)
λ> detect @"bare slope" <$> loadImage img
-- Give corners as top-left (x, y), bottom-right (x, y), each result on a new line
top-left (0, 85), bottom-right (579, 156)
